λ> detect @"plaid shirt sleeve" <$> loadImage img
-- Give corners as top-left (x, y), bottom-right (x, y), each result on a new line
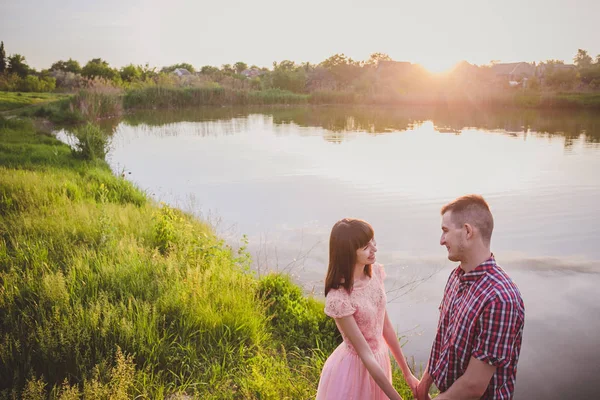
top-left (472, 297), bottom-right (523, 368)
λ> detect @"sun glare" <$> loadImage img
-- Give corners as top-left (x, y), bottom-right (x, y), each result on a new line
top-left (418, 58), bottom-right (460, 74)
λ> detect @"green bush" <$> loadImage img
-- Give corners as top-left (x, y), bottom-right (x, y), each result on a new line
top-left (0, 75), bottom-right (56, 92)
top-left (71, 122), bottom-right (111, 161)
top-left (258, 274), bottom-right (341, 353)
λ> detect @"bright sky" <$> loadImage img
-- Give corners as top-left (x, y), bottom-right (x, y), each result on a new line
top-left (1, 0), bottom-right (599, 73)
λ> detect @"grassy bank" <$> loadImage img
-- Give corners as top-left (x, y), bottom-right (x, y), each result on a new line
top-left (0, 116), bottom-right (419, 399)
top-left (0, 92), bottom-right (68, 113)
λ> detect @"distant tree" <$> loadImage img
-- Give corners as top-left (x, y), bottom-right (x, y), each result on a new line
top-left (0, 41), bottom-right (6, 73)
top-left (50, 58), bottom-right (82, 74)
top-left (139, 63), bottom-right (157, 81)
top-left (273, 60), bottom-right (297, 71)
top-left (221, 64), bottom-right (234, 74)
top-left (576, 50), bottom-right (600, 84)
top-left (7, 54), bottom-right (30, 77)
top-left (320, 53), bottom-right (355, 69)
top-left (574, 49), bottom-right (593, 68)
top-left (81, 58), bottom-right (119, 80)
top-left (545, 67), bottom-right (579, 89)
top-left (300, 61), bottom-right (314, 72)
top-left (578, 66), bottom-right (600, 85)
top-left (319, 53), bottom-right (361, 89)
top-left (269, 60), bottom-right (307, 92)
top-left (200, 65), bottom-right (220, 75)
top-left (364, 52), bottom-right (392, 68)
top-left (543, 59), bottom-right (565, 65)
top-left (234, 61), bottom-right (248, 74)
top-left (120, 64), bottom-right (142, 82)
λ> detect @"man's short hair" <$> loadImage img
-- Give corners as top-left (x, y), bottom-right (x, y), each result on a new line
top-left (441, 194), bottom-right (494, 244)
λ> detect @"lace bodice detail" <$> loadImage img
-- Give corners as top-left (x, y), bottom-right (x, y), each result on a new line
top-left (324, 264), bottom-right (387, 354)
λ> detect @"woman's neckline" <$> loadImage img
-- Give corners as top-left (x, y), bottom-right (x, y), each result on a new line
top-left (352, 274), bottom-right (373, 291)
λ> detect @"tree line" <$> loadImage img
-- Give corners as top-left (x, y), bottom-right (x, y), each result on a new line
top-left (1, 40), bottom-right (599, 94)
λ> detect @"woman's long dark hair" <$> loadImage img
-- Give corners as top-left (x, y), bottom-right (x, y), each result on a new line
top-left (324, 218), bottom-right (374, 296)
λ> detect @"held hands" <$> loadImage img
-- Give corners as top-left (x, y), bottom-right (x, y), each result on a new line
top-left (405, 373), bottom-right (419, 399)
top-left (415, 379), bottom-right (433, 400)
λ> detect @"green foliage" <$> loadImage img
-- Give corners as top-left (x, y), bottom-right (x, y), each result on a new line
top-left (268, 61), bottom-right (308, 93)
top-left (1, 347), bottom-right (136, 400)
top-left (0, 74), bottom-right (56, 92)
top-left (578, 64), bottom-right (600, 85)
top-left (7, 54), bottom-right (30, 78)
top-left (71, 122), bottom-right (111, 161)
top-left (200, 65), bottom-right (220, 75)
top-left (81, 58), bottom-right (119, 81)
top-left (221, 64), bottom-right (234, 74)
top-left (234, 61), bottom-right (248, 74)
top-left (152, 203), bottom-right (181, 255)
top-left (544, 67), bottom-right (579, 89)
top-left (50, 58), bottom-right (82, 74)
top-left (258, 274), bottom-right (341, 352)
top-left (19, 377), bottom-right (46, 400)
top-left (574, 49), bottom-right (593, 68)
top-left (119, 64), bottom-right (142, 82)
top-left (319, 53), bottom-right (362, 89)
top-left (20, 76), bottom-right (56, 92)
top-left (118, 63), bottom-right (158, 85)
top-left (365, 52), bottom-right (392, 68)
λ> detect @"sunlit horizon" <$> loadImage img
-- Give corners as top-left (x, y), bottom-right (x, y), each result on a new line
top-left (1, 0), bottom-right (598, 72)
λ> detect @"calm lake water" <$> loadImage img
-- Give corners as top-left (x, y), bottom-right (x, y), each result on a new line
top-left (66, 106), bottom-right (600, 399)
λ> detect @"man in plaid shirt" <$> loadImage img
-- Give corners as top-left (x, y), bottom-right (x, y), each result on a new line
top-left (417, 195), bottom-right (525, 400)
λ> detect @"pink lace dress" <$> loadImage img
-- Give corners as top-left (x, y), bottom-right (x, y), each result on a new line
top-left (316, 264), bottom-right (391, 400)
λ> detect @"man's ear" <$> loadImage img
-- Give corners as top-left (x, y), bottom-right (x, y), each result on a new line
top-left (464, 223), bottom-right (474, 239)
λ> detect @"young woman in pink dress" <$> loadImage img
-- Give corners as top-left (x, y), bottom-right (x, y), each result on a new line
top-left (316, 218), bottom-right (419, 400)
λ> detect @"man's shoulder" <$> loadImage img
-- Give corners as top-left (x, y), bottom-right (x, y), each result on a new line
top-left (484, 264), bottom-right (524, 309)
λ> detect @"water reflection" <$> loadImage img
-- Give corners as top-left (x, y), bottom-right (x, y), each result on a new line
top-left (114, 106), bottom-right (600, 148)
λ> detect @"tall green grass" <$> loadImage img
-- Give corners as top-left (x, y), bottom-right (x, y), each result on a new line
top-left (0, 116), bottom-right (419, 399)
top-left (538, 92), bottom-right (600, 108)
top-left (20, 89), bottom-right (123, 124)
top-left (124, 87), bottom-right (309, 109)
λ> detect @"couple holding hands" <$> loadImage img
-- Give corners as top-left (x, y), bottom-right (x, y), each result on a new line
top-left (316, 195), bottom-right (525, 400)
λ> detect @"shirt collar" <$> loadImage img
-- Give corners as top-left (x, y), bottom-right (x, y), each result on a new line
top-left (455, 254), bottom-right (496, 283)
